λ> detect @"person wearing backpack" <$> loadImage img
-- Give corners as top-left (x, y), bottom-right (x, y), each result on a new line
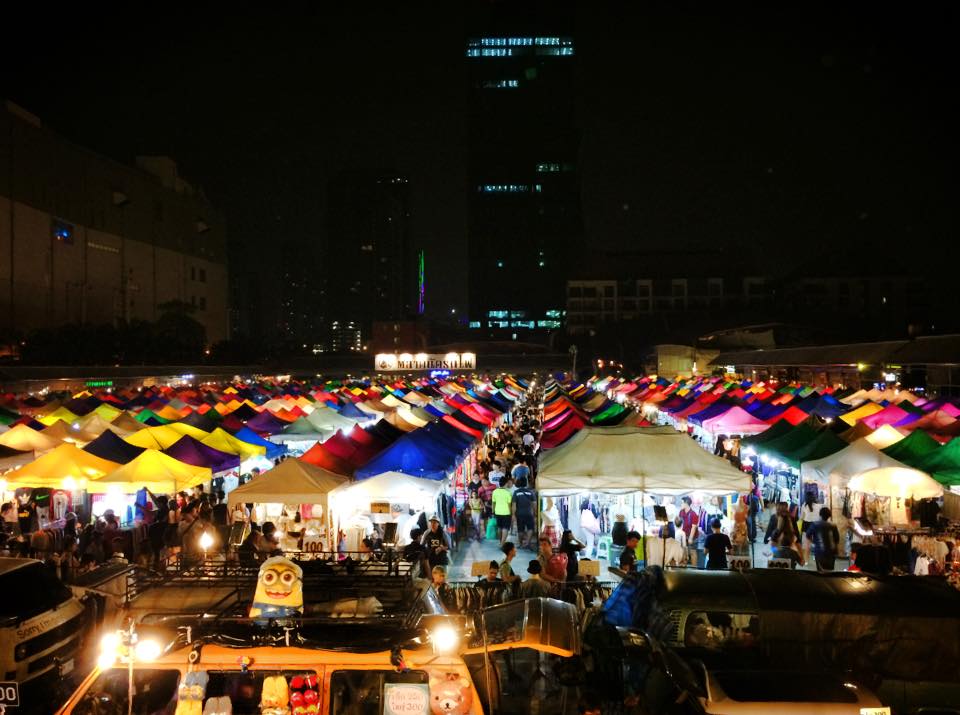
top-left (805, 507), bottom-right (841, 571)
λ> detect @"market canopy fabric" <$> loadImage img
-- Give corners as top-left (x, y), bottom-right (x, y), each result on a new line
top-left (5, 443), bottom-right (121, 488)
top-left (537, 426), bottom-right (750, 496)
top-left (0, 423), bottom-right (62, 453)
top-left (800, 438), bottom-right (910, 487)
top-left (205, 427), bottom-right (273, 461)
top-left (329, 471), bottom-right (443, 514)
top-left (83, 429), bottom-right (146, 464)
top-left (863, 424), bottom-right (906, 450)
top-left (699, 405), bottom-right (771, 436)
top-left (95, 450), bottom-right (211, 494)
top-left (166, 435), bottom-right (241, 473)
top-left (227, 458), bottom-right (348, 508)
top-left (848, 467), bottom-right (943, 500)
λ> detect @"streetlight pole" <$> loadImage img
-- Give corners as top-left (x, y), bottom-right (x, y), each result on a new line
top-left (568, 344), bottom-right (577, 379)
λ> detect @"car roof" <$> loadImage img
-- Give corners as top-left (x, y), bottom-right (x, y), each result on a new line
top-left (0, 557), bottom-right (41, 576)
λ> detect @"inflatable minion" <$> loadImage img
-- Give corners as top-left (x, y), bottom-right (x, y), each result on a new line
top-left (249, 556), bottom-right (304, 621)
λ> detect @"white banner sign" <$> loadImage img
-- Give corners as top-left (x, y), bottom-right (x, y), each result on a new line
top-left (375, 352), bottom-right (476, 371)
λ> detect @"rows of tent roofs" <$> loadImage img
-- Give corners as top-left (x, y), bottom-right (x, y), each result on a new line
top-left (0, 375), bottom-right (528, 494)
top-left (540, 375), bottom-right (960, 487)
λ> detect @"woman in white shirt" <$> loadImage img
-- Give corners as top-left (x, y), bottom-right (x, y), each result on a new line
top-left (540, 497), bottom-right (561, 548)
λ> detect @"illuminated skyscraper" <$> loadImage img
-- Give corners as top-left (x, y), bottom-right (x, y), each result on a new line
top-left (465, 3), bottom-right (581, 333)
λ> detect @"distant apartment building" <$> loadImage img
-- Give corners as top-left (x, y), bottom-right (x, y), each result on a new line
top-left (566, 274), bottom-right (771, 334)
top-left (0, 102), bottom-right (229, 343)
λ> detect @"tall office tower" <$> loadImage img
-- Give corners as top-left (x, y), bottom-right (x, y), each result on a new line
top-left (465, 1), bottom-right (581, 334)
top-left (323, 170), bottom-right (415, 350)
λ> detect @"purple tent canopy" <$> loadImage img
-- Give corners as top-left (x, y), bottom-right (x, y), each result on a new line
top-left (166, 435), bottom-right (240, 473)
top-left (244, 411), bottom-right (288, 435)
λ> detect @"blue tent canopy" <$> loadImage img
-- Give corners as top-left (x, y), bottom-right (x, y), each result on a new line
top-left (234, 426), bottom-right (287, 460)
top-left (355, 429), bottom-right (459, 480)
top-left (337, 402), bottom-right (368, 420)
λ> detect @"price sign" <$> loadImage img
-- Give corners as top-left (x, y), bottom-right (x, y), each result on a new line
top-left (767, 558), bottom-right (793, 569)
top-left (471, 561), bottom-right (491, 576)
top-left (302, 535), bottom-right (325, 553)
top-left (371, 502), bottom-right (391, 514)
top-left (579, 560), bottom-right (601, 577)
top-left (859, 709), bottom-right (891, 715)
top-left (0, 682), bottom-right (20, 708)
top-left (729, 557), bottom-right (751, 571)
top-left (383, 683), bottom-right (429, 715)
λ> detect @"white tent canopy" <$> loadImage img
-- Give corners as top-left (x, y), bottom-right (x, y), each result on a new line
top-left (329, 472), bottom-right (443, 515)
top-left (227, 458), bottom-right (348, 508)
top-left (536, 426), bottom-right (751, 496)
top-left (800, 437), bottom-right (910, 488)
top-left (848, 467), bottom-right (943, 500)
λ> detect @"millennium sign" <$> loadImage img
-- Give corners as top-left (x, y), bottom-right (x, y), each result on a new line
top-left (375, 352), bottom-right (476, 372)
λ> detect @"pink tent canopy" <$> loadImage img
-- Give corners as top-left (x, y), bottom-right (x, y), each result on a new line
top-left (861, 405), bottom-right (916, 430)
top-left (700, 406), bottom-right (771, 436)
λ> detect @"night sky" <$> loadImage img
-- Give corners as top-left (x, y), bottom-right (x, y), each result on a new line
top-left (2, 3), bottom-right (956, 338)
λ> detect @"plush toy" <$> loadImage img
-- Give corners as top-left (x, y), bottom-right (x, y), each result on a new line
top-left (174, 671), bottom-right (209, 715)
top-left (249, 557), bottom-right (304, 621)
top-left (289, 674), bottom-right (319, 715)
top-left (428, 672), bottom-right (473, 715)
top-left (201, 695), bottom-right (233, 715)
top-left (260, 675), bottom-right (290, 715)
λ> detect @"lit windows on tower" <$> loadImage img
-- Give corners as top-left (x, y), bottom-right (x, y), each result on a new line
top-left (466, 37), bottom-right (574, 58)
top-left (477, 184), bottom-right (544, 194)
top-left (481, 79), bottom-right (520, 89)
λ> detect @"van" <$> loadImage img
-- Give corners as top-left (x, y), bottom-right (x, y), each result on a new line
top-left (584, 621), bottom-right (887, 715)
top-left (0, 558), bottom-right (89, 707)
top-left (609, 567), bottom-right (960, 714)
top-left (54, 557), bottom-right (579, 714)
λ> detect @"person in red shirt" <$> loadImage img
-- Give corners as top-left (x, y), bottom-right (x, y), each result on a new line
top-left (679, 496), bottom-right (701, 568)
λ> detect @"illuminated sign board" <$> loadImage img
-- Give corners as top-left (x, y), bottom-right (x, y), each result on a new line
top-left (85, 380), bottom-right (114, 388)
top-left (375, 352), bottom-right (476, 372)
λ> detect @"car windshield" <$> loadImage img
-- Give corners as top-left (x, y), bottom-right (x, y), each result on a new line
top-left (72, 668), bottom-right (180, 715)
top-left (712, 671), bottom-right (859, 703)
top-left (0, 562), bottom-right (73, 621)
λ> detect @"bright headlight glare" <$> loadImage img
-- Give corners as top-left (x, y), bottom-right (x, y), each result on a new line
top-left (97, 651), bottom-right (118, 670)
top-left (100, 632), bottom-right (120, 655)
top-left (431, 625), bottom-right (460, 653)
top-left (135, 638), bottom-right (162, 662)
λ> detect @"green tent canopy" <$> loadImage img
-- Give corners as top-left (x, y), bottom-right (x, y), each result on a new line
top-left (882, 429), bottom-right (941, 468)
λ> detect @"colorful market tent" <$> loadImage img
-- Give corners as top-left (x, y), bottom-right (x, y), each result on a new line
top-left (863, 424), bottom-right (906, 450)
top-left (0, 445), bottom-right (33, 471)
top-left (800, 438), bottom-right (910, 488)
top-left (125, 425), bottom-right (195, 451)
top-left (848, 467), bottom-right (943, 500)
top-left (230, 427), bottom-right (285, 460)
top-left (699, 406), bottom-right (771, 436)
top-left (83, 430), bottom-right (146, 464)
top-left (227, 458), bottom-right (347, 510)
top-left (882, 429), bottom-right (942, 467)
top-left (839, 401), bottom-right (886, 426)
top-left (0, 423), bottom-right (62, 453)
top-left (912, 439), bottom-right (960, 487)
top-left (166, 435), bottom-right (241, 473)
top-left (5, 443), bottom-right (120, 488)
top-left (329, 472), bottom-right (443, 517)
top-left (537, 426), bottom-right (750, 496)
top-left (355, 428), bottom-right (464, 481)
top-left (94, 450), bottom-right (211, 494)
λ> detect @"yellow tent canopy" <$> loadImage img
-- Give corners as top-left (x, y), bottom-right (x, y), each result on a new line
top-left (840, 402), bottom-right (885, 426)
top-left (166, 422), bottom-right (210, 440)
top-left (0, 424), bottom-right (62, 453)
top-left (91, 403), bottom-right (123, 422)
top-left (863, 424), bottom-right (906, 450)
top-left (155, 405), bottom-right (188, 422)
top-left (38, 406), bottom-right (81, 427)
top-left (5, 443), bottom-right (120, 489)
top-left (41, 420), bottom-right (99, 446)
top-left (93, 450), bottom-right (211, 494)
top-left (111, 412), bottom-right (147, 433)
top-left (125, 425), bottom-right (193, 450)
top-left (201, 428), bottom-right (266, 461)
top-left (227, 458), bottom-right (347, 508)
top-left (76, 413), bottom-right (124, 438)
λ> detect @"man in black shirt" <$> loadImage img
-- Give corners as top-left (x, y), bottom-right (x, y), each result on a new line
top-left (620, 531), bottom-right (641, 573)
top-left (512, 478), bottom-right (536, 549)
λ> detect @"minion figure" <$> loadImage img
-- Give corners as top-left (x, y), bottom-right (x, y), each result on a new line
top-left (249, 556), bottom-right (304, 621)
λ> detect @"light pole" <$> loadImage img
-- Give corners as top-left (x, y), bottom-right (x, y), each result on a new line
top-left (568, 344), bottom-right (578, 378)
